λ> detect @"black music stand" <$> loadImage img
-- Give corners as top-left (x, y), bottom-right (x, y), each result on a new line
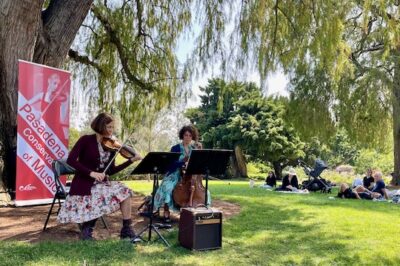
top-left (131, 152), bottom-right (180, 247)
top-left (185, 149), bottom-right (232, 207)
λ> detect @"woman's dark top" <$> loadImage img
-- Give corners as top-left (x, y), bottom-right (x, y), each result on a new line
top-left (67, 134), bottom-right (133, 196)
top-left (266, 174), bottom-right (277, 187)
top-left (281, 175), bottom-right (299, 190)
top-left (371, 179), bottom-right (386, 196)
top-left (363, 176), bottom-right (374, 189)
top-left (338, 188), bottom-right (357, 199)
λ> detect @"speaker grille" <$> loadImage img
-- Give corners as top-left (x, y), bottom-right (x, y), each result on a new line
top-left (179, 208), bottom-right (222, 251)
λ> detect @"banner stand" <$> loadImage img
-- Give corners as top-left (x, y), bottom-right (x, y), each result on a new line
top-left (15, 60), bottom-right (71, 206)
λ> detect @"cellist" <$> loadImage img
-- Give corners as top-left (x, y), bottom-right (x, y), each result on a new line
top-left (153, 125), bottom-right (211, 223)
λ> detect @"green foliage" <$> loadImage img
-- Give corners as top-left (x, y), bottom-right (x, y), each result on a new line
top-left (301, 130), bottom-right (360, 168)
top-left (302, 137), bottom-right (331, 165)
top-left (227, 97), bottom-right (305, 164)
top-left (68, 127), bottom-right (81, 150)
top-left (70, 0), bottom-right (194, 133)
top-left (354, 148), bottom-right (394, 175)
top-left (67, 1), bottom-right (397, 167)
top-left (247, 161), bottom-right (272, 180)
top-left (285, 69), bottom-right (337, 142)
top-left (189, 0), bottom-right (398, 175)
top-left (326, 129), bottom-right (359, 167)
top-left (186, 79), bottom-right (305, 169)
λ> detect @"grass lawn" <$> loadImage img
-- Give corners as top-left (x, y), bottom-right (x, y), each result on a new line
top-left (1, 180), bottom-right (400, 265)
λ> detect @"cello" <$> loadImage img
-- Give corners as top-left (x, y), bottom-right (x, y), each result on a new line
top-left (172, 142), bottom-right (206, 208)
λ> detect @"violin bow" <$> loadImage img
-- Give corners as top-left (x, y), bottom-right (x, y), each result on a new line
top-left (40, 78), bottom-right (70, 118)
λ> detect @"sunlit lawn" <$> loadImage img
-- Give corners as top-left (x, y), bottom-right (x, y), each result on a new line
top-left (1, 180), bottom-right (400, 265)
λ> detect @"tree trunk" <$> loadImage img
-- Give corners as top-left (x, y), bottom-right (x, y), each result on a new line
top-left (0, 0), bottom-right (44, 198)
top-left (392, 49), bottom-right (400, 185)
top-left (272, 161), bottom-right (283, 180)
top-left (0, 0), bottom-right (93, 198)
top-left (230, 145), bottom-right (247, 178)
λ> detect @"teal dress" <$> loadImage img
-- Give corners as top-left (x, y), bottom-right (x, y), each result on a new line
top-left (153, 143), bottom-right (211, 211)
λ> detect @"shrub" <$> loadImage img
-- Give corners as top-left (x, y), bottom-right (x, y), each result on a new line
top-left (247, 161), bottom-right (272, 180)
top-left (354, 149), bottom-right (393, 175)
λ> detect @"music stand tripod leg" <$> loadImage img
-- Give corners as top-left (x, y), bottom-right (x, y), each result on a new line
top-left (137, 171), bottom-right (171, 247)
top-left (151, 224), bottom-right (171, 247)
top-left (204, 168), bottom-right (210, 207)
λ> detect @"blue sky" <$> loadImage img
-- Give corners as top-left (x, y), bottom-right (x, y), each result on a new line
top-left (175, 21), bottom-right (289, 108)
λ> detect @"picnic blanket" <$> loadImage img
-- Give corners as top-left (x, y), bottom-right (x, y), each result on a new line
top-left (275, 190), bottom-right (310, 194)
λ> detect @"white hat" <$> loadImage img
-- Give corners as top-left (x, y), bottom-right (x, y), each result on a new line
top-left (288, 167), bottom-right (296, 175)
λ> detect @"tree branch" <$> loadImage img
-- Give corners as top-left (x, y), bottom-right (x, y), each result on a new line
top-left (135, 0), bottom-right (144, 38)
top-left (350, 16), bottom-right (383, 67)
top-left (357, 43), bottom-right (385, 54)
top-left (34, 0), bottom-right (94, 67)
top-left (68, 49), bottom-right (103, 74)
top-left (270, 0), bottom-right (279, 62)
top-left (276, 6), bottom-right (296, 33)
top-left (82, 23), bottom-right (98, 37)
top-left (91, 5), bottom-right (153, 91)
top-left (345, 12), bottom-right (363, 25)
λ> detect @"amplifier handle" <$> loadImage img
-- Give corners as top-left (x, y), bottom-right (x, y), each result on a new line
top-left (195, 206), bottom-right (215, 220)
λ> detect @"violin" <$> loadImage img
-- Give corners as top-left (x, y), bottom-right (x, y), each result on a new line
top-left (101, 136), bottom-right (137, 159)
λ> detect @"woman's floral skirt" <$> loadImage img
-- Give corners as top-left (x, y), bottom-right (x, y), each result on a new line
top-left (57, 181), bottom-right (133, 224)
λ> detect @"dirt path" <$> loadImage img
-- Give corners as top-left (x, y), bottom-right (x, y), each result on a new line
top-left (0, 195), bottom-right (240, 243)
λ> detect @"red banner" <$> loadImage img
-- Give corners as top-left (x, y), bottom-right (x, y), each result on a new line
top-left (15, 60), bottom-right (71, 206)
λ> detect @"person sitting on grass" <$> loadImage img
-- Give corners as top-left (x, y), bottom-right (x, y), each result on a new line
top-left (351, 176), bottom-right (363, 188)
top-left (260, 171), bottom-right (277, 188)
top-left (352, 171), bottom-right (388, 200)
top-left (278, 168), bottom-right (299, 191)
top-left (363, 168), bottom-right (374, 190)
top-left (370, 171), bottom-right (388, 199)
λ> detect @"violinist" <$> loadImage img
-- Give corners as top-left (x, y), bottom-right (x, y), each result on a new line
top-left (57, 112), bottom-right (142, 241)
top-left (153, 125), bottom-right (211, 223)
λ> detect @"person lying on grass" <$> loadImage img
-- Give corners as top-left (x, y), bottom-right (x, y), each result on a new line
top-left (337, 183), bottom-right (381, 200)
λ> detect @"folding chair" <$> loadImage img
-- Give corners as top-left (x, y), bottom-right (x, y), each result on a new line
top-left (43, 159), bottom-right (109, 231)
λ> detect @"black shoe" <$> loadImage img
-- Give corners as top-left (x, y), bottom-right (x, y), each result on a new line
top-left (81, 226), bottom-right (94, 241)
top-left (154, 223), bottom-right (172, 229)
top-left (120, 221), bottom-right (142, 244)
top-left (130, 236), bottom-right (143, 244)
